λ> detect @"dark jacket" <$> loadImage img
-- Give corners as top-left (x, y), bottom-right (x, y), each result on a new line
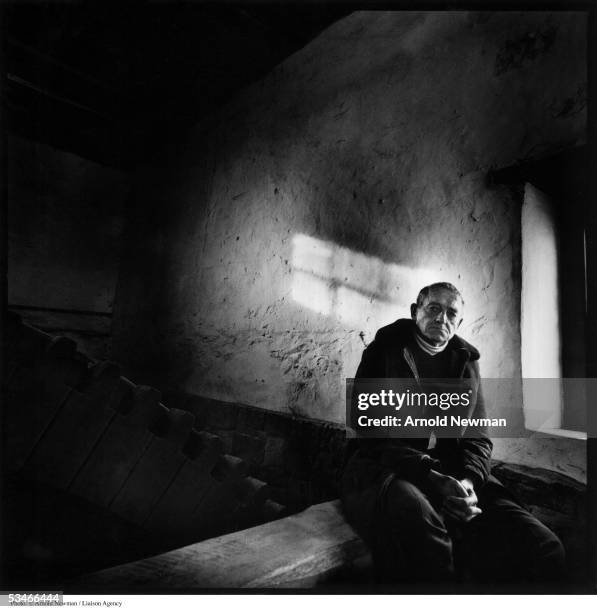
top-left (348, 318), bottom-right (493, 490)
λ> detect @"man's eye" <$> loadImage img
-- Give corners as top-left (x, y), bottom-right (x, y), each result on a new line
top-left (427, 305), bottom-right (440, 313)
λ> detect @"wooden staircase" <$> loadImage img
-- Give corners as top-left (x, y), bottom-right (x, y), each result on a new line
top-left (2, 310), bottom-right (284, 585)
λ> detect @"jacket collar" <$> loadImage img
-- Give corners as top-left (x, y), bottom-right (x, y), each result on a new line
top-left (382, 318), bottom-right (481, 361)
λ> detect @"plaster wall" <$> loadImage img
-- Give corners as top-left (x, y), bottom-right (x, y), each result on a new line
top-left (113, 11), bottom-right (587, 479)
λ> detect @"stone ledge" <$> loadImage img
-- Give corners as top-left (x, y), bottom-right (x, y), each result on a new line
top-left (492, 461), bottom-right (585, 518)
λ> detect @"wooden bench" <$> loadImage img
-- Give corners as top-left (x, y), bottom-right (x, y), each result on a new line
top-left (75, 461), bottom-right (588, 591)
top-left (75, 500), bottom-right (370, 590)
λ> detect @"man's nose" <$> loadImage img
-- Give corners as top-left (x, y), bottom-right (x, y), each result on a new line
top-left (434, 310), bottom-right (448, 323)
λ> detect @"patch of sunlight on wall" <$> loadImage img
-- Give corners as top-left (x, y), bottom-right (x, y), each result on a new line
top-left (291, 233), bottom-right (439, 329)
top-left (521, 183), bottom-right (563, 431)
top-left (292, 270), bottom-right (333, 316)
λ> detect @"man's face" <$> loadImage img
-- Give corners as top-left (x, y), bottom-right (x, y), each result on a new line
top-left (411, 287), bottom-right (463, 345)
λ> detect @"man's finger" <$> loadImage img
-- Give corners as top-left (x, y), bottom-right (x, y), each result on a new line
top-left (443, 508), bottom-right (469, 523)
top-left (446, 494), bottom-right (477, 507)
top-left (442, 503), bottom-right (482, 522)
top-left (451, 481), bottom-right (469, 497)
top-left (446, 495), bottom-right (478, 509)
top-left (445, 509), bottom-right (482, 523)
top-left (462, 506), bottom-right (483, 521)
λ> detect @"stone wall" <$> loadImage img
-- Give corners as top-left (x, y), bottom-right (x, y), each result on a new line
top-left (112, 11), bottom-right (587, 477)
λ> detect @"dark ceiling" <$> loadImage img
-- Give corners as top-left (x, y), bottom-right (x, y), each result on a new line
top-left (1, 2), bottom-right (350, 169)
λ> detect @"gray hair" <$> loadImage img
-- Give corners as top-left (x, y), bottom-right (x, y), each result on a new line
top-left (415, 282), bottom-right (464, 308)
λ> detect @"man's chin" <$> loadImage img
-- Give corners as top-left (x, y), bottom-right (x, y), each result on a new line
top-left (424, 331), bottom-right (448, 344)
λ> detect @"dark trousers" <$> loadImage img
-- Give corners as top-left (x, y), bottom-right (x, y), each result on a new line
top-left (341, 452), bottom-right (566, 585)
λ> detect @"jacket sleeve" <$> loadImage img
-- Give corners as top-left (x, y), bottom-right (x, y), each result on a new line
top-left (353, 339), bottom-right (441, 487)
top-left (457, 363), bottom-right (493, 489)
top-left (354, 340), bottom-right (382, 379)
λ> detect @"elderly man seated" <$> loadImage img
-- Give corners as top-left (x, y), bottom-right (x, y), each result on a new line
top-left (341, 282), bottom-right (565, 585)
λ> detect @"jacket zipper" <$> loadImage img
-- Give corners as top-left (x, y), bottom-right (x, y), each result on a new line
top-left (457, 349), bottom-right (470, 378)
top-left (402, 347), bottom-right (421, 383)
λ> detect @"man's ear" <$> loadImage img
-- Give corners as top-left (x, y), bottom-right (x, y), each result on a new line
top-left (410, 303), bottom-right (417, 320)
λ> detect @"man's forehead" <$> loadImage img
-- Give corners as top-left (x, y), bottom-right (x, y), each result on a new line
top-left (423, 288), bottom-right (463, 309)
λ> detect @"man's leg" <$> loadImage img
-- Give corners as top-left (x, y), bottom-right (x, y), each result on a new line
top-left (460, 491), bottom-right (566, 584)
top-left (379, 478), bottom-right (455, 582)
top-left (341, 453), bottom-right (455, 583)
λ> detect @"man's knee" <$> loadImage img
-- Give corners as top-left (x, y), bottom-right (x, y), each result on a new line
top-left (384, 479), bottom-right (441, 526)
